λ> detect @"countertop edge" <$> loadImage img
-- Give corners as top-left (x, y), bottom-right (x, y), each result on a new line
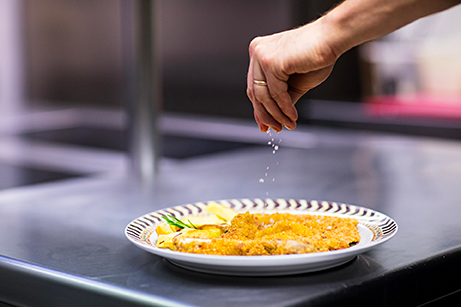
top-left (306, 248), bottom-right (461, 307)
top-left (0, 255), bottom-right (194, 307)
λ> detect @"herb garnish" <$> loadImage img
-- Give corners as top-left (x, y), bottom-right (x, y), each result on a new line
top-left (162, 215), bottom-right (198, 229)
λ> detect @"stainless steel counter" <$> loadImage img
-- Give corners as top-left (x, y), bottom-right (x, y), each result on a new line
top-left (1, 126), bottom-right (461, 306)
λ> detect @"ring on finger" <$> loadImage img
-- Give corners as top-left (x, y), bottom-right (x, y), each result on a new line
top-left (254, 80), bottom-right (268, 86)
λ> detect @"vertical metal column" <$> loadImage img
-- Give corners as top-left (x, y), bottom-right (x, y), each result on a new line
top-left (0, 0), bottom-right (26, 117)
top-left (121, 0), bottom-right (162, 186)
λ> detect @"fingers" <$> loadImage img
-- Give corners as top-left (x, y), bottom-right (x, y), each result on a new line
top-left (254, 112), bottom-right (270, 133)
top-left (247, 23), bottom-right (339, 133)
top-left (253, 99), bottom-right (283, 132)
top-left (264, 73), bottom-right (298, 124)
top-left (253, 84), bottom-right (296, 132)
top-left (247, 44), bottom-right (297, 132)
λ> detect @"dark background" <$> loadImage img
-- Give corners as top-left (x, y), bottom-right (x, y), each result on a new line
top-left (23, 0), bottom-right (361, 120)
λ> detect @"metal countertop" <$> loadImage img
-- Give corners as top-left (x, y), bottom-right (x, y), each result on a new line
top-left (1, 127), bottom-right (461, 306)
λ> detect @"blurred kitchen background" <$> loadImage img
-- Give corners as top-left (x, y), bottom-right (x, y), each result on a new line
top-left (1, 0), bottom-right (461, 189)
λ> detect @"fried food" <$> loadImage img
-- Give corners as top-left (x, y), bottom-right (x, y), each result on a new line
top-left (155, 204), bottom-right (360, 255)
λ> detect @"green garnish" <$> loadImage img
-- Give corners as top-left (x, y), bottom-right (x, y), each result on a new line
top-left (162, 215), bottom-right (198, 229)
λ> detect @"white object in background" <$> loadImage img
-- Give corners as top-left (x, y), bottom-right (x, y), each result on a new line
top-left (361, 5), bottom-right (461, 99)
top-left (416, 5), bottom-right (461, 99)
top-left (396, 4), bottom-right (461, 100)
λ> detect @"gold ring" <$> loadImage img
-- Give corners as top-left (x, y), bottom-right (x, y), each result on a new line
top-left (254, 80), bottom-right (268, 86)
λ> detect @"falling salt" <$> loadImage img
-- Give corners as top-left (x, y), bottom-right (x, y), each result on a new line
top-left (260, 129), bottom-right (282, 195)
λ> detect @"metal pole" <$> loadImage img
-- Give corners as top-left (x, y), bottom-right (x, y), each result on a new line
top-left (121, 0), bottom-right (162, 186)
top-left (0, 0), bottom-right (26, 117)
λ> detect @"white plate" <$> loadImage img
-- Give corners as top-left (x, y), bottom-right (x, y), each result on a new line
top-left (125, 199), bottom-right (398, 276)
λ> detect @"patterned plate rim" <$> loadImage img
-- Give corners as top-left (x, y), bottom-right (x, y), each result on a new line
top-left (125, 198), bottom-right (398, 253)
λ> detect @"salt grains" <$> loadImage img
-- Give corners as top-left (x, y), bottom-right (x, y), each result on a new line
top-left (259, 129), bottom-right (281, 196)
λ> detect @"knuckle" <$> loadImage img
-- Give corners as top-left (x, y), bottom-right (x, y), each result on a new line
top-left (269, 91), bottom-right (281, 102)
top-left (259, 53), bottom-right (273, 67)
top-left (249, 37), bottom-right (262, 53)
top-left (246, 88), bottom-right (254, 100)
top-left (256, 94), bottom-right (271, 105)
top-left (252, 45), bottom-right (272, 65)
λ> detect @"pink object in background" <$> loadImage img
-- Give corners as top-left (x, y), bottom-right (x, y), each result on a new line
top-left (365, 94), bottom-right (461, 119)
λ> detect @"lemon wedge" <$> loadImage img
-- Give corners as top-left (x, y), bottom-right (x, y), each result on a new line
top-left (204, 202), bottom-right (237, 222)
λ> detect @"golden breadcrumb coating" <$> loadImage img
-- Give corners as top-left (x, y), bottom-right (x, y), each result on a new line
top-left (168, 212), bottom-right (360, 255)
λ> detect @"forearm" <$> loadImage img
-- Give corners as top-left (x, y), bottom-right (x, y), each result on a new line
top-left (246, 0), bottom-right (460, 132)
top-left (319, 0), bottom-right (461, 56)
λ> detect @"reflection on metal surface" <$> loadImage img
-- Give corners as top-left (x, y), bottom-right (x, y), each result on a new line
top-left (0, 255), bottom-right (188, 307)
top-left (2, 128), bottom-right (461, 306)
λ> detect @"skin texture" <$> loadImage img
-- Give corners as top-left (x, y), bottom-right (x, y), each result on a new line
top-left (246, 0), bottom-right (461, 132)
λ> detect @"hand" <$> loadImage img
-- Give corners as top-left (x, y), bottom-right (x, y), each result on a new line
top-left (246, 20), bottom-right (339, 132)
top-left (246, 0), bottom-right (461, 133)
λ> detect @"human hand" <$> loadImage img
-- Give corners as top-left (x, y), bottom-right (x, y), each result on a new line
top-left (246, 20), bottom-right (339, 132)
top-left (247, 0), bottom-right (461, 133)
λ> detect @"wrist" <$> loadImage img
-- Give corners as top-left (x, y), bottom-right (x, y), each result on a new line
top-left (319, 0), bottom-right (410, 55)
top-left (315, 14), bottom-right (349, 59)
top-left (317, 1), bottom-right (382, 56)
